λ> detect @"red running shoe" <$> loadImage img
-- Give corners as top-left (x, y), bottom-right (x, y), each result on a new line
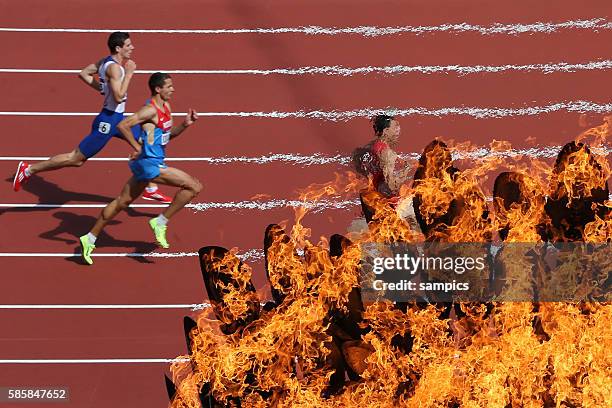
top-left (13, 161), bottom-right (30, 192)
top-left (142, 189), bottom-right (172, 204)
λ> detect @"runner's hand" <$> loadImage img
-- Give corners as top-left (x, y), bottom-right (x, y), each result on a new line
top-left (124, 59), bottom-right (137, 74)
top-left (183, 109), bottom-right (198, 127)
top-left (129, 146), bottom-right (141, 160)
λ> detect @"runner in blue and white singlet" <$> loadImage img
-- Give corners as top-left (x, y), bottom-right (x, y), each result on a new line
top-left (98, 55), bottom-right (128, 114)
top-left (13, 32), bottom-right (136, 192)
top-left (73, 54), bottom-right (132, 158)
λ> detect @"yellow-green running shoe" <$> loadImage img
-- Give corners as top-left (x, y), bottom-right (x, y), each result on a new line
top-left (149, 218), bottom-right (169, 248)
top-left (79, 235), bottom-right (96, 265)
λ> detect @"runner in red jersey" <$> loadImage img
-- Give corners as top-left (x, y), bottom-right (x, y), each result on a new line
top-left (354, 115), bottom-right (410, 198)
top-left (351, 115), bottom-right (422, 233)
top-left (79, 73), bottom-right (201, 265)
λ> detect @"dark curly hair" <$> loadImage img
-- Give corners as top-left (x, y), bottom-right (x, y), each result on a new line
top-left (371, 114), bottom-right (395, 135)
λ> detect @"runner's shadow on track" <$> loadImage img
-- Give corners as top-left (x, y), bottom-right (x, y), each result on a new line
top-left (2, 175), bottom-right (156, 219)
top-left (44, 212), bottom-right (158, 265)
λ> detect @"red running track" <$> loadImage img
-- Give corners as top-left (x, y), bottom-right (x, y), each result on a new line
top-left (1, 0), bottom-right (611, 406)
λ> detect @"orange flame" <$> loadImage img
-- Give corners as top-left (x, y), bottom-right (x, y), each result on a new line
top-left (170, 123), bottom-right (611, 408)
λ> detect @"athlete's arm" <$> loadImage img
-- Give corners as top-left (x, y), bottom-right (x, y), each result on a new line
top-left (108, 59), bottom-right (136, 103)
top-left (170, 108), bottom-right (198, 139)
top-left (117, 105), bottom-right (157, 154)
top-left (78, 61), bottom-right (102, 92)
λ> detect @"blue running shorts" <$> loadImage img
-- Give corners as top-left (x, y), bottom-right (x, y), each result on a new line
top-left (129, 157), bottom-right (167, 181)
top-left (77, 109), bottom-right (124, 158)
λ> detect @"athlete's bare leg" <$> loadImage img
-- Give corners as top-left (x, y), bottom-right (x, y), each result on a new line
top-left (28, 148), bottom-right (158, 191)
top-left (90, 176), bottom-right (148, 236)
top-left (29, 148), bottom-right (88, 175)
top-left (152, 167), bottom-right (202, 218)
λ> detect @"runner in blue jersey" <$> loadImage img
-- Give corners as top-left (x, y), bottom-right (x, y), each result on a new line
top-left (12, 32), bottom-right (171, 203)
top-left (79, 73), bottom-right (202, 264)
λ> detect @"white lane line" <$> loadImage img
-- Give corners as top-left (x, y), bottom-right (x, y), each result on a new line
top-left (1, 60), bottom-right (611, 75)
top-left (12, 192), bottom-right (611, 211)
top-left (0, 252), bottom-right (197, 257)
top-left (0, 112), bottom-right (135, 116)
top-left (1, 101), bottom-right (611, 120)
top-left (0, 146), bottom-right (609, 165)
top-left (0, 249), bottom-right (265, 262)
top-left (0, 304), bottom-right (210, 310)
top-left (4, 192), bottom-right (610, 211)
top-left (0, 18), bottom-right (610, 36)
top-left (0, 204), bottom-right (169, 208)
top-left (0, 358), bottom-right (190, 364)
top-left (0, 153), bottom-right (351, 165)
top-left (0, 199), bottom-right (360, 212)
top-left (451, 145), bottom-right (612, 159)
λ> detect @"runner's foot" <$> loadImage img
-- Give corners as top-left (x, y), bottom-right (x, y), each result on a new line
top-left (12, 161), bottom-right (30, 192)
top-left (149, 218), bottom-right (169, 248)
top-left (79, 235), bottom-right (96, 265)
top-left (142, 189), bottom-right (172, 204)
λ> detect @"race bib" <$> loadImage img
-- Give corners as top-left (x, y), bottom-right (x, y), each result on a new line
top-left (98, 121), bottom-right (111, 134)
top-left (161, 132), bottom-right (170, 145)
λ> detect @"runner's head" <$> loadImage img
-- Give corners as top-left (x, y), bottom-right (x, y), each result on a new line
top-left (372, 114), bottom-right (400, 144)
top-left (107, 32), bottom-right (133, 59)
top-left (149, 72), bottom-right (174, 101)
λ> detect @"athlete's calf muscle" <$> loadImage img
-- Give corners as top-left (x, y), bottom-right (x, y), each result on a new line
top-left (29, 149), bottom-right (87, 174)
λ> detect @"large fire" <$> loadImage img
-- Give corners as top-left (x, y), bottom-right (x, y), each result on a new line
top-left (166, 121), bottom-right (611, 408)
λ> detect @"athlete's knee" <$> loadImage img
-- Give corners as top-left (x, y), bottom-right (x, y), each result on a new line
top-left (190, 178), bottom-right (203, 196)
top-left (69, 150), bottom-right (87, 167)
top-left (116, 196), bottom-right (134, 210)
top-left (194, 179), bottom-right (203, 195)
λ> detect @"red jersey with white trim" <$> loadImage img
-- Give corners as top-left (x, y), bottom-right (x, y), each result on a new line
top-left (139, 100), bottom-right (173, 160)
